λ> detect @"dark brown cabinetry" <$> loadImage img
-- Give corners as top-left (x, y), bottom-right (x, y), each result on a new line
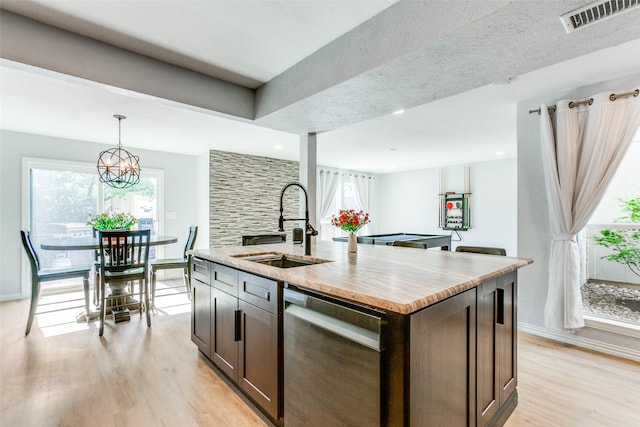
top-left (392, 273), bottom-right (518, 427)
top-left (190, 258), bottom-right (211, 355)
top-left (409, 287), bottom-right (477, 426)
top-left (238, 298), bottom-right (279, 418)
top-left (476, 271), bottom-right (517, 427)
top-left (193, 259), bottom-right (281, 422)
top-left (211, 287), bottom-right (239, 378)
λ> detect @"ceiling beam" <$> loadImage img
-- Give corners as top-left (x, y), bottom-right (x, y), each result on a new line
top-left (0, 9), bottom-right (254, 121)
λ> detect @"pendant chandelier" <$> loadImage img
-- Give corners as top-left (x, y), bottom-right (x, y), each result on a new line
top-left (97, 114), bottom-right (141, 189)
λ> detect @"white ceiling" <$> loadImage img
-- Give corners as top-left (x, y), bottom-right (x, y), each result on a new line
top-left (1, 0), bottom-right (640, 174)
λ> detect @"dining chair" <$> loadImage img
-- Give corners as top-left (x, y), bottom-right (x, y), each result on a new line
top-left (149, 225), bottom-right (198, 306)
top-left (20, 229), bottom-right (92, 335)
top-left (98, 229), bottom-right (151, 337)
top-left (455, 246), bottom-right (507, 256)
top-left (392, 240), bottom-right (429, 249)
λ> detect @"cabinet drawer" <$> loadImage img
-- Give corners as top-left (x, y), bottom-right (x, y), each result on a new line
top-left (191, 257), bottom-right (211, 284)
top-left (213, 263), bottom-right (239, 296)
top-left (238, 272), bottom-right (278, 314)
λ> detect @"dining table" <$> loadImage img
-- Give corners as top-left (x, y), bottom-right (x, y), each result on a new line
top-left (40, 234), bottom-right (178, 250)
top-left (40, 234), bottom-right (178, 321)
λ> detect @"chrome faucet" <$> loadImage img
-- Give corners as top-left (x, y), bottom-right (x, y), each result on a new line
top-left (279, 182), bottom-right (318, 256)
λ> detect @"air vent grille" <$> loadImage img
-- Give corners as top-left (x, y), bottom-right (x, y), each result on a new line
top-left (560, 0), bottom-right (640, 33)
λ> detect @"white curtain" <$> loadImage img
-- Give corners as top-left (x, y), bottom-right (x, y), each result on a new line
top-left (540, 89), bottom-right (640, 330)
top-left (318, 170), bottom-right (340, 219)
top-left (350, 173), bottom-right (374, 234)
top-left (350, 173), bottom-right (374, 213)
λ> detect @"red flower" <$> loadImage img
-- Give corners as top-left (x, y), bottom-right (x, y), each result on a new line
top-left (331, 209), bottom-right (371, 233)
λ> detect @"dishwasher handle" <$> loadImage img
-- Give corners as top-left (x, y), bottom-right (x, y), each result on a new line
top-left (285, 304), bottom-right (382, 351)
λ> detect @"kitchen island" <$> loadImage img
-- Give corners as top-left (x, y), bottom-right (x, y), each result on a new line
top-left (190, 241), bottom-right (532, 426)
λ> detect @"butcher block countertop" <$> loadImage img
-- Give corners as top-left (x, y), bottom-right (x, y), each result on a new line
top-left (191, 241), bottom-right (532, 315)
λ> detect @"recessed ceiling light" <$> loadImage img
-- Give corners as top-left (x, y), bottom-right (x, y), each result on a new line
top-left (490, 78), bottom-right (513, 88)
top-left (496, 151), bottom-right (505, 155)
top-left (274, 144), bottom-right (283, 150)
top-left (392, 109), bottom-right (405, 115)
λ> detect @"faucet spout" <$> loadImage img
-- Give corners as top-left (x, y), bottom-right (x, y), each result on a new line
top-left (279, 181), bottom-right (316, 256)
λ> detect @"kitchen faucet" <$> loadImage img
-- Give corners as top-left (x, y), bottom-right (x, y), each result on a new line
top-left (279, 182), bottom-right (318, 256)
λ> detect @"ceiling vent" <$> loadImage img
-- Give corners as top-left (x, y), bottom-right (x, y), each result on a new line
top-left (560, 0), bottom-right (640, 33)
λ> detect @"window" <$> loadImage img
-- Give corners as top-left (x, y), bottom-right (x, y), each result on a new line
top-left (319, 172), bottom-right (373, 240)
top-left (23, 158), bottom-right (163, 271)
top-left (583, 133), bottom-right (640, 329)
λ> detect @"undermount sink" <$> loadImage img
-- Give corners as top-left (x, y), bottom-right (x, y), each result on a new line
top-left (232, 252), bottom-right (333, 269)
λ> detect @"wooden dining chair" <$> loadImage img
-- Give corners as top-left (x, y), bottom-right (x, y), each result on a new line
top-left (20, 229), bottom-right (92, 335)
top-left (149, 225), bottom-right (198, 306)
top-left (98, 229), bottom-right (151, 336)
top-left (455, 246), bottom-right (507, 256)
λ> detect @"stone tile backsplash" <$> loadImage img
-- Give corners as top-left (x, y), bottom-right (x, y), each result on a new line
top-left (210, 150), bottom-right (299, 247)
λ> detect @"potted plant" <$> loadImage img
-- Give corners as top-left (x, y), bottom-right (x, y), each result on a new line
top-left (593, 197), bottom-right (640, 279)
top-left (87, 211), bottom-right (138, 230)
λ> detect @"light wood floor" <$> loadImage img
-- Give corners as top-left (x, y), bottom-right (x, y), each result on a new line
top-left (1, 284), bottom-right (638, 427)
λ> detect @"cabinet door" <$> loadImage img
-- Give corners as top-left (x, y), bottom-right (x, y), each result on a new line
top-left (238, 300), bottom-right (280, 420)
top-left (410, 288), bottom-right (477, 427)
top-left (497, 272), bottom-right (517, 405)
top-left (212, 288), bottom-right (239, 381)
top-left (476, 279), bottom-right (499, 426)
top-left (191, 278), bottom-right (211, 356)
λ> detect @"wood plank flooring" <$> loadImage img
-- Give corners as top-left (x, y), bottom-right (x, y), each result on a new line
top-left (1, 283), bottom-right (638, 427)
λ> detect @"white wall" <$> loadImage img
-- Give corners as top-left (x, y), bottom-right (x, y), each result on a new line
top-left (0, 130), bottom-right (199, 300)
top-left (196, 151), bottom-right (211, 250)
top-left (375, 167), bottom-right (440, 235)
top-left (517, 73), bottom-right (640, 355)
top-left (376, 158), bottom-right (518, 255)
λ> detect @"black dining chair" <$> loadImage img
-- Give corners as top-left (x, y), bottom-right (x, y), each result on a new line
top-left (149, 225), bottom-right (198, 306)
top-left (20, 229), bottom-right (92, 335)
top-left (98, 229), bottom-right (151, 336)
top-left (392, 240), bottom-right (429, 249)
top-left (455, 246), bottom-right (507, 256)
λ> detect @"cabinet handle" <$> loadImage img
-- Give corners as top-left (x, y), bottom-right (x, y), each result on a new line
top-left (234, 309), bottom-right (242, 341)
top-left (264, 291), bottom-right (270, 301)
top-left (497, 288), bottom-right (505, 325)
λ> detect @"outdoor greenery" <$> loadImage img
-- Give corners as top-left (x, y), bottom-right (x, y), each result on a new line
top-left (593, 197), bottom-right (640, 279)
top-left (32, 169), bottom-right (155, 230)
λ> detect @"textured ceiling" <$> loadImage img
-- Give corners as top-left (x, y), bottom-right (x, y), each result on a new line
top-left (1, 0), bottom-right (640, 173)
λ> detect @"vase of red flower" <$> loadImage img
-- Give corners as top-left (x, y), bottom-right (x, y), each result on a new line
top-left (331, 209), bottom-right (371, 253)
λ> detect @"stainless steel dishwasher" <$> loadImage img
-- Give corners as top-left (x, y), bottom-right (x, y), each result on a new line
top-left (283, 285), bottom-right (385, 427)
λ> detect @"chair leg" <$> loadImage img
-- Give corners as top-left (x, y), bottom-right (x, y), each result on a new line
top-left (93, 270), bottom-right (100, 306)
top-left (138, 278), bottom-right (143, 316)
top-left (144, 278), bottom-right (151, 328)
top-left (183, 267), bottom-right (191, 300)
top-left (99, 277), bottom-right (106, 337)
top-left (151, 268), bottom-right (157, 307)
top-left (25, 276), bottom-right (41, 336)
top-left (82, 273), bottom-right (91, 322)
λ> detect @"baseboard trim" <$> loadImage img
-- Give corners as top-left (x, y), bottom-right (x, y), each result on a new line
top-left (518, 322), bottom-right (640, 362)
top-left (0, 292), bottom-right (26, 302)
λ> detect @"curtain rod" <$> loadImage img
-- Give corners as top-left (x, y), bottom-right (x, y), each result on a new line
top-left (528, 88), bottom-right (639, 115)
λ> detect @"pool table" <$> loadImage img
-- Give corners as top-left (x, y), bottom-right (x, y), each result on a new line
top-left (333, 233), bottom-right (451, 250)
